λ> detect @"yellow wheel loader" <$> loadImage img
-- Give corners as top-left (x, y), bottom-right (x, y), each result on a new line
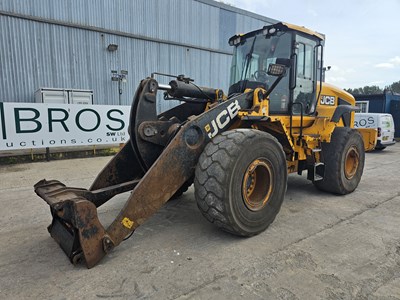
top-left (34, 22), bottom-right (377, 268)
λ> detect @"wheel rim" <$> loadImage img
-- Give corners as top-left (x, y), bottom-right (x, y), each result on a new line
top-left (344, 145), bottom-right (360, 180)
top-left (242, 159), bottom-right (273, 211)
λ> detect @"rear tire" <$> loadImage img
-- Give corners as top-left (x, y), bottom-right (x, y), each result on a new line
top-left (314, 127), bottom-right (365, 195)
top-left (194, 129), bottom-right (287, 236)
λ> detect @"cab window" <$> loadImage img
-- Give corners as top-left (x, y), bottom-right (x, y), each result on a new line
top-left (293, 35), bottom-right (317, 115)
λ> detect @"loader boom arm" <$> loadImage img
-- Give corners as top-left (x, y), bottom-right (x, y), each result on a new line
top-left (35, 78), bottom-right (252, 268)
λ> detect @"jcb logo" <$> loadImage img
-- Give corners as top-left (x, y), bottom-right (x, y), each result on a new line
top-left (205, 100), bottom-right (241, 139)
top-left (320, 95), bottom-right (335, 106)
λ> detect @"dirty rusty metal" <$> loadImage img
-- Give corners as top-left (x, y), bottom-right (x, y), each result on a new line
top-left (129, 78), bottom-right (209, 171)
top-left (138, 119), bottom-right (181, 146)
top-left (35, 179), bottom-right (139, 208)
top-left (48, 199), bottom-right (107, 268)
top-left (90, 142), bottom-right (143, 191)
top-left (34, 78), bottom-right (253, 268)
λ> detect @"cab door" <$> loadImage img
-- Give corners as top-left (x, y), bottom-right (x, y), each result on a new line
top-left (293, 35), bottom-right (318, 115)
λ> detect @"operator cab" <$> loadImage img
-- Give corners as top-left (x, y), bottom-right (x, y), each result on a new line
top-left (228, 22), bottom-right (324, 115)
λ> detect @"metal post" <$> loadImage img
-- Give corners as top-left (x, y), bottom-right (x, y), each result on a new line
top-left (118, 79), bottom-right (122, 106)
top-left (45, 147), bottom-right (50, 162)
top-left (111, 70), bottom-right (127, 106)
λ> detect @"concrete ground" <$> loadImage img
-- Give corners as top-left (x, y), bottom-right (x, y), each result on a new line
top-left (1, 144), bottom-right (399, 299)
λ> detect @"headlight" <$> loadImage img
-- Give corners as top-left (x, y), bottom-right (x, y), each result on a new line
top-left (267, 64), bottom-right (287, 77)
top-left (229, 36), bottom-right (242, 46)
top-left (263, 27), bottom-right (277, 36)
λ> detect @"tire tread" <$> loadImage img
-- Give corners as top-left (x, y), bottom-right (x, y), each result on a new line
top-left (314, 127), bottom-right (364, 195)
top-left (195, 129), bottom-right (285, 236)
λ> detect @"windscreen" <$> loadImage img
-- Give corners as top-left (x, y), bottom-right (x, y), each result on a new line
top-left (229, 32), bottom-right (291, 86)
top-left (229, 32), bottom-right (292, 113)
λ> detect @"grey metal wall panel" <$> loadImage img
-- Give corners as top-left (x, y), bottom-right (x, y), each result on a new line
top-left (236, 14), bottom-right (268, 34)
top-left (219, 9), bottom-right (236, 53)
top-left (0, 0), bottom-right (275, 51)
top-left (0, 15), bottom-right (234, 105)
top-left (0, 0), bottom-right (278, 108)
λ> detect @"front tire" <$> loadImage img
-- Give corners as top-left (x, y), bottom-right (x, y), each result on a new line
top-left (314, 127), bottom-right (365, 195)
top-left (194, 129), bottom-right (287, 236)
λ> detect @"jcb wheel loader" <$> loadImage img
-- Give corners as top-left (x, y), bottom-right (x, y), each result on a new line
top-left (34, 22), bottom-right (377, 268)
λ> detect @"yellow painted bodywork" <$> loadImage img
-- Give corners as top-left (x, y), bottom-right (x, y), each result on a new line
top-left (357, 128), bottom-right (378, 151)
top-left (237, 82), bottom-right (376, 174)
top-left (228, 21), bottom-right (376, 175)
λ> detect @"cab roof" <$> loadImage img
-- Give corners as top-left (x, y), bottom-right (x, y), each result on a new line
top-left (229, 22), bottom-right (325, 45)
top-left (281, 22), bottom-right (324, 40)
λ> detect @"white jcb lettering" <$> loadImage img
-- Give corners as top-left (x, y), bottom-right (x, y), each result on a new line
top-left (227, 100), bottom-right (240, 118)
top-left (320, 96), bottom-right (335, 106)
top-left (208, 120), bottom-right (218, 138)
top-left (216, 110), bottom-right (229, 129)
top-left (206, 100), bottom-right (241, 139)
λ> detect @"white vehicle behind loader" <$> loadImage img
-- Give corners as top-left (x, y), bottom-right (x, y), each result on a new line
top-left (354, 113), bottom-right (395, 150)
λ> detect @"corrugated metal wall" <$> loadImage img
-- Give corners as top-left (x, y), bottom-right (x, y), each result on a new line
top-left (0, 0), bottom-right (276, 112)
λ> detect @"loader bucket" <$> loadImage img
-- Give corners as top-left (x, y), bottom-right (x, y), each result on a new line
top-left (34, 141), bottom-right (142, 267)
